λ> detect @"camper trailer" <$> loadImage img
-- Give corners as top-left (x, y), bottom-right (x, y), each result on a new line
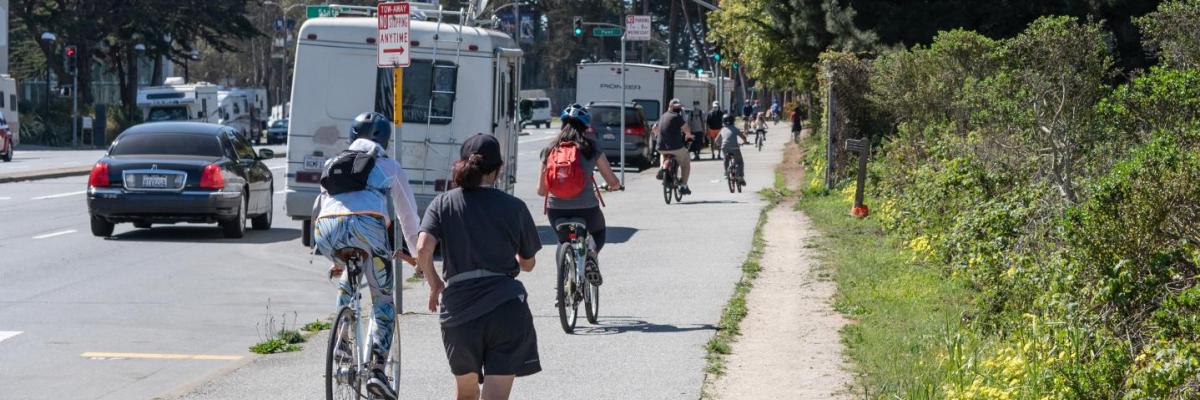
top-left (673, 70), bottom-right (715, 115)
top-left (136, 78), bottom-right (220, 124)
top-left (575, 62), bottom-right (673, 126)
top-left (285, 5), bottom-right (524, 246)
top-left (217, 90), bottom-right (257, 142)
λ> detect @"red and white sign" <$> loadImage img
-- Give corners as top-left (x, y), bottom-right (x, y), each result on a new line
top-left (625, 15), bottom-right (651, 41)
top-left (377, 2), bottom-right (411, 67)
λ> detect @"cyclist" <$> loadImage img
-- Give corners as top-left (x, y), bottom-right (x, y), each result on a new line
top-left (538, 104), bottom-right (622, 285)
top-left (753, 112), bottom-right (769, 142)
top-left (654, 98), bottom-right (693, 195)
top-left (415, 134), bottom-right (542, 400)
top-left (770, 99), bottom-right (781, 123)
top-left (718, 114), bottom-right (749, 185)
top-left (312, 111), bottom-right (420, 400)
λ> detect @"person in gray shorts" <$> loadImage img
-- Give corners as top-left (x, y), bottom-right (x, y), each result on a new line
top-left (717, 114), bottom-right (749, 184)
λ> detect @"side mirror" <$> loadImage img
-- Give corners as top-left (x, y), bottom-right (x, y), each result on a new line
top-left (258, 148), bottom-right (275, 159)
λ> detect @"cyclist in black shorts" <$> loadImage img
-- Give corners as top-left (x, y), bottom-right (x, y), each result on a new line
top-left (414, 134), bottom-right (542, 400)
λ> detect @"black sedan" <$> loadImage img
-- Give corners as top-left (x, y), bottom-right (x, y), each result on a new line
top-left (87, 122), bottom-right (275, 238)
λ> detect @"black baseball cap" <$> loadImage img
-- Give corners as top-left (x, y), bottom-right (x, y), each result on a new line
top-left (460, 134), bottom-right (503, 170)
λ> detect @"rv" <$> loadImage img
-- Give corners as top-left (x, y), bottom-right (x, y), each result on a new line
top-left (285, 5), bottom-right (523, 246)
top-left (0, 75), bottom-right (19, 147)
top-left (136, 78), bottom-right (220, 124)
top-left (575, 62), bottom-right (673, 126)
top-left (673, 70), bottom-right (715, 115)
top-left (217, 89), bottom-right (258, 142)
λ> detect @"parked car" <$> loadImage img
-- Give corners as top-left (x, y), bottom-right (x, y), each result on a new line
top-left (86, 122), bottom-right (275, 239)
top-left (266, 118), bottom-right (288, 144)
top-left (588, 102), bottom-right (651, 168)
top-left (519, 97), bottom-right (552, 129)
top-left (0, 111), bottom-right (12, 162)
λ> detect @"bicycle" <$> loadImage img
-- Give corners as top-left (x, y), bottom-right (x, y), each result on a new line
top-left (755, 128), bottom-right (765, 152)
top-left (660, 153), bottom-right (683, 204)
top-left (326, 248), bottom-right (400, 400)
top-left (555, 218), bottom-right (599, 333)
top-left (726, 154), bottom-right (744, 193)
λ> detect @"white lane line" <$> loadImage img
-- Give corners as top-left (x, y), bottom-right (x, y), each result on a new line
top-left (33, 229), bottom-right (77, 239)
top-left (0, 331), bottom-right (21, 343)
top-left (32, 190), bottom-right (87, 200)
top-left (269, 165), bottom-right (287, 170)
top-left (0, 196), bottom-right (11, 200)
top-left (274, 190), bottom-right (286, 195)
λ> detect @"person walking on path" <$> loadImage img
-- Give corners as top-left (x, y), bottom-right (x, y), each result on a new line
top-left (414, 134), bottom-right (543, 400)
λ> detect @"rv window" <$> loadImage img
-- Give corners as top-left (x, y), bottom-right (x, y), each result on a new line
top-left (0, 91), bottom-right (6, 108)
top-left (634, 100), bottom-right (660, 121)
top-left (147, 107), bottom-right (190, 122)
top-left (375, 60), bottom-right (456, 125)
top-left (10, 95), bottom-right (16, 111)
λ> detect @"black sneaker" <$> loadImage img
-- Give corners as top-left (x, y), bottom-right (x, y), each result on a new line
top-left (656, 169), bottom-right (665, 180)
top-left (366, 368), bottom-right (396, 400)
top-left (584, 260), bottom-right (603, 286)
top-left (680, 186), bottom-right (692, 195)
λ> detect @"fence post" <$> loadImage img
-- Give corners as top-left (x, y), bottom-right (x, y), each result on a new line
top-left (824, 63), bottom-right (836, 191)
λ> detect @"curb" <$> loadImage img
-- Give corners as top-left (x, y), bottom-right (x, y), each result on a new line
top-left (0, 151), bottom-right (287, 184)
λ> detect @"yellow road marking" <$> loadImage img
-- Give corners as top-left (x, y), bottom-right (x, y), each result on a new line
top-left (81, 352), bottom-right (243, 361)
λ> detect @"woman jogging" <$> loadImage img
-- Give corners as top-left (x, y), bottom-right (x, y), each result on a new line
top-left (414, 134), bottom-right (543, 400)
top-left (539, 104), bottom-right (622, 285)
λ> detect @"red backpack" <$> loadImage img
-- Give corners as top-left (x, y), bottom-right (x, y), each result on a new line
top-left (544, 141), bottom-right (586, 199)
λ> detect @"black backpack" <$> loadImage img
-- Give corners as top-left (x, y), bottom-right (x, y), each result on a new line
top-left (320, 148), bottom-right (377, 195)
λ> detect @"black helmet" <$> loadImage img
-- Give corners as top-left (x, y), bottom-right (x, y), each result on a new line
top-left (722, 114), bottom-right (736, 126)
top-left (350, 112), bottom-right (392, 149)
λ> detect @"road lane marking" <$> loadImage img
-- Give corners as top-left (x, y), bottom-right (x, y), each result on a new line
top-left (32, 190), bottom-right (86, 200)
top-left (0, 196), bottom-right (11, 200)
top-left (0, 331), bottom-right (21, 343)
top-left (81, 352), bottom-right (243, 361)
top-left (269, 165), bottom-right (287, 170)
top-left (274, 190), bottom-right (286, 194)
top-left (33, 229), bottom-right (77, 239)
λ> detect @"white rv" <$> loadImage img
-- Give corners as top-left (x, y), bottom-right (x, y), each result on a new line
top-left (285, 6), bottom-right (523, 246)
top-left (673, 70), bottom-right (715, 114)
top-left (0, 74), bottom-right (19, 147)
top-left (136, 78), bottom-right (220, 124)
top-left (575, 62), bottom-right (673, 126)
top-left (217, 89), bottom-right (257, 141)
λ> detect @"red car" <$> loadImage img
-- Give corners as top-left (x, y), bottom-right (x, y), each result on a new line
top-left (0, 112), bottom-right (12, 162)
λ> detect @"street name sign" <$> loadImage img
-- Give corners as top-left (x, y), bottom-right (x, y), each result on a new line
top-left (377, 2), bottom-right (411, 67)
top-left (625, 15), bottom-right (651, 41)
top-left (593, 27), bottom-right (623, 37)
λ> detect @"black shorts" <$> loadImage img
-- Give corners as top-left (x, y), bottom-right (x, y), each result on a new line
top-left (547, 206), bottom-right (607, 252)
top-left (441, 298), bottom-right (541, 381)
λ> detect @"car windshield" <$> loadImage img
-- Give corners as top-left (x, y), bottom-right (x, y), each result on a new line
top-left (111, 132), bottom-right (223, 157)
top-left (592, 107), bottom-right (644, 127)
top-left (271, 120), bottom-right (287, 128)
top-left (146, 107), bottom-right (189, 122)
top-left (532, 100), bottom-right (550, 109)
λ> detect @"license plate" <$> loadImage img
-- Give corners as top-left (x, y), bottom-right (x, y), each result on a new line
top-left (142, 175), bottom-right (169, 188)
top-left (603, 134), bottom-right (616, 140)
top-left (304, 156), bottom-right (326, 170)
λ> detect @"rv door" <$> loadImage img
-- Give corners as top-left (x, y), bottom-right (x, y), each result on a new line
top-left (495, 48), bottom-right (522, 193)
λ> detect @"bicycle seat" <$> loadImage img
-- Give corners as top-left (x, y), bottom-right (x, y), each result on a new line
top-left (554, 218), bottom-right (589, 236)
top-left (333, 247), bottom-right (370, 265)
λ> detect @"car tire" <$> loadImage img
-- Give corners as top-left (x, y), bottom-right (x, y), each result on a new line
top-left (252, 186), bottom-right (273, 230)
top-left (90, 215), bottom-right (114, 237)
top-left (301, 219), bottom-right (313, 247)
top-left (221, 195), bottom-right (247, 239)
top-left (133, 221), bottom-right (152, 229)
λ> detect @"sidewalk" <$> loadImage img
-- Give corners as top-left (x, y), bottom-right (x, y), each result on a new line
top-left (0, 144), bottom-right (287, 183)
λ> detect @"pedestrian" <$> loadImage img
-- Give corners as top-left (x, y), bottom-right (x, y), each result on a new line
top-left (687, 102), bottom-right (706, 160)
top-left (706, 101), bottom-right (725, 159)
top-left (742, 101), bottom-right (753, 131)
top-left (413, 133), bottom-right (543, 400)
top-left (790, 103), bottom-right (803, 142)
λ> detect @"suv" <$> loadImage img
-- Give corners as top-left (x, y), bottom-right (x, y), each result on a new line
top-left (266, 118), bottom-right (288, 144)
top-left (588, 102), bottom-right (651, 168)
top-left (0, 111), bottom-right (13, 162)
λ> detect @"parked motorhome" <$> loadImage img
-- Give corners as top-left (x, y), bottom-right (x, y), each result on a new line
top-left (575, 62), bottom-right (673, 126)
top-left (136, 78), bottom-right (220, 124)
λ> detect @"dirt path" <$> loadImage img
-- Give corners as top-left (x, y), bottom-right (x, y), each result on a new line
top-left (711, 135), bottom-right (853, 399)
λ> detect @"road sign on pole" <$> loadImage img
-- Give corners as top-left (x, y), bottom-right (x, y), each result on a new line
top-left (625, 15), bottom-right (651, 41)
top-left (377, 2), bottom-right (411, 68)
top-left (592, 27), bottom-right (623, 37)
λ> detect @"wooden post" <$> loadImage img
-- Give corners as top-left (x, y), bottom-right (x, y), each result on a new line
top-left (845, 138), bottom-right (870, 218)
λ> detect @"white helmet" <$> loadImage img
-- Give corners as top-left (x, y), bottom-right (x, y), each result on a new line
top-left (712, 101), bottom-right (720, 108)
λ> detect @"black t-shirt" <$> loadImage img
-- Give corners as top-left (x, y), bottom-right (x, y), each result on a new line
top-left (706, 110), bottom-right (725, 130)
top-left (657, 111), bottom-right (687, 151)
top-left (420, 187), bottom-right (542, 326)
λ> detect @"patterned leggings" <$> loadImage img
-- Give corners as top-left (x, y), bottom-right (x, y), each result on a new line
top-left (314, 215), bottom-right (396, 363)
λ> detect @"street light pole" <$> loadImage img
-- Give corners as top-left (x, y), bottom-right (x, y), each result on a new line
top-left (620, 31), bottom-right (626, 186)
top-left (40, 32), bottom-right (56, 115)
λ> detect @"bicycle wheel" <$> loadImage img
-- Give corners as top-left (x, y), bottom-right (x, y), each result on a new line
top-left (727, 169), bottom-right (736, 193)
top-left (673, 168), bottom-right (684, 202)
top-left (326, 307), bottom-right (362, 400)
top-left (757, 134), bottom-right (764, 151)
top-left (662, 178), bottom-right (673, 204)
top-left (557, 244), bottom-right (579, 333)
top-left (387, 268), bottom-right (401, 396)
top-left (584, 256), bottom-right (600, 324)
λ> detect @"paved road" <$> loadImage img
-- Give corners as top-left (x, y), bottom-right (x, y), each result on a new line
top-left (0, 124), bottom-right (786, 399)
top-left (0, 144), bottom-right (287, 181)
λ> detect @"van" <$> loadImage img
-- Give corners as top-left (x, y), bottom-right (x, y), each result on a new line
top-left (588, 102), bottom-right (651, 167)
top-left (519, 97), bottom-right (552, 128)
top-left (286, 9), bottom-right (523, 246)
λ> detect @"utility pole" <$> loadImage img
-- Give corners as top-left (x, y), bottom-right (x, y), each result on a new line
top-left (667, 0), bottom-right (677, 67)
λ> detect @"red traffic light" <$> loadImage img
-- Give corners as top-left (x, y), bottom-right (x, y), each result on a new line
top-left (65, 46), bottom-right (76, 57)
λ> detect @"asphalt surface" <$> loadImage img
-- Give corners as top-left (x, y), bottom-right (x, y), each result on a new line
top-left (0, 144), bottom-right (287, 182)
top-left (0, 124), bottom-right (787, 399)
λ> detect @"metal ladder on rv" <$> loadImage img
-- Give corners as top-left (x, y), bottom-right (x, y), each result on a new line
top-left (418, 5), bottom-right (469, 192)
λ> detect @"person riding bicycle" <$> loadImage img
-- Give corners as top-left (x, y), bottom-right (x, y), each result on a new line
top-left (753, 112), bottom-right (769, 141)
top-left (770, 99), bottom-right (781, 122)
top-left (311, 111), bottom-right (420, 400)
top-left (538, 104), bottom-right (621, 286)
top-left (718, 114), bottom-right (749, 185)
top-left (706, 101), bottom-right (725, 159)
top-left (415, 134), bottom-right (543, 400)
top-left (654, 98), bottom-right (693, 195)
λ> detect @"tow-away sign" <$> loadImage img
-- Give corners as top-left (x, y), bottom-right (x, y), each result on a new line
top-left (377, 2), bottom-right (411, 67)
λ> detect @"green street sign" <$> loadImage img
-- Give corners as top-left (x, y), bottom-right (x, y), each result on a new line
top-left (592, 27), bottom-right (623, 37)
top-left (307, 5), bottom-right (353, 18)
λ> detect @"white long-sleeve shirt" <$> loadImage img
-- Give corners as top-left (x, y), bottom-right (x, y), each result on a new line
top-left (313, 139), bottom-right (421, 255)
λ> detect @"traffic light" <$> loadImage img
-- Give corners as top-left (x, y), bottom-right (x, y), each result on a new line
top-left (64, 45), bottom-right (77, 75)
top-left (733, 62), bottom-right (739, 70)
top-left (572, 17), bottom-right (583, 37)
top-left (713, 51), bottom-right (722, 61)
